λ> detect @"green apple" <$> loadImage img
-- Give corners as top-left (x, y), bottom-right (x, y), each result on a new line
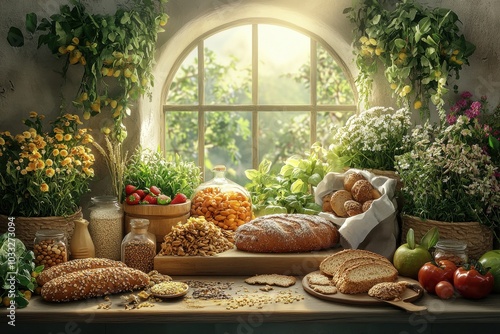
top-left (479, 250), bottom-right (500, 293)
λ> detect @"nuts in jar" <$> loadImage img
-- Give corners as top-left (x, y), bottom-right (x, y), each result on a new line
top-left (33, 229), bottom-right (68, 268)
top-left (433, 239), bottom-right (468, 265)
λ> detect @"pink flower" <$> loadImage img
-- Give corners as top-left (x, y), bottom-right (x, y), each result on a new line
top-left (457, 99), bottom-right (468, 108)
top-left (450, 105), bottom-right (460, 113)
top-left (446, 114), bottom-right (457, 125)
top-left (461, 91), bottom-right (473, 99)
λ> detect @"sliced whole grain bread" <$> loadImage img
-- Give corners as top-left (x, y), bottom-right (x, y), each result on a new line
top-left (331, 256), bottom-right (392, 285)
top-left (245, 274), bottom-right (296, 287)
top-left (319, 249), bottom-right (389, 277)
top-left (336, 262), bottom-right (398, 294)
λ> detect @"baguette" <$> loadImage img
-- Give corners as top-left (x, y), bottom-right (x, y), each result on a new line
top-left (37, 258), bottom-right (127, 286)
top-left (41, 267), bottom-right (150, 302)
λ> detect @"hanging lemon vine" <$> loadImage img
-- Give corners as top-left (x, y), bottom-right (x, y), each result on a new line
top-left (344, 0), bottom-right (475, 121)
top-left (8, 0), bottom-right (169, 141)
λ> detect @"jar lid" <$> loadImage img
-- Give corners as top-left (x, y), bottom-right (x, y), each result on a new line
top-left (213, 165), bottom-right (226, 172)
top-left (435, 239), bottom-right (467, 251)
top-left (35, 229), bottom-right (65, 237)
top-left (91, 195), bottom-right (118, 203)
top-left (130, 218), bottom-right (150, 229)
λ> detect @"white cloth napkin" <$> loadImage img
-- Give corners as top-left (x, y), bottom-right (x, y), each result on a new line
top-left (315, 169), bottom-right (398, 258)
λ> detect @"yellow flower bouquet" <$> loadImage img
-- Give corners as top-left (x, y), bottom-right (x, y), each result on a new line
top-left (0, 112), bottom-right (95, 217)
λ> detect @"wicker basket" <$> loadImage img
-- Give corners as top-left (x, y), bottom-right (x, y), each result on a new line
top-left (0, 209), bottom-right (82, 249)
top-left (401, 214), bottom-right (493, 260)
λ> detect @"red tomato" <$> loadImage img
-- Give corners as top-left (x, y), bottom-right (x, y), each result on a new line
top-left (418, 260), bottom-right (457, 294)
top-left (453, 262), bottom-right (494, 299)
top-left (435, 281), bottom-right (454, 300)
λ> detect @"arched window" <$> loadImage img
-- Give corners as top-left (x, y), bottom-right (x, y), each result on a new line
top-left (163, 19), bottom-right (356, 183)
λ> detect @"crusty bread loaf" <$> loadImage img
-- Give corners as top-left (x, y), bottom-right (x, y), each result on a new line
top-left (351, 180), bottom-right (374, 203)
top-left (37, 258), bottom-right (127, 286)
top-left (331, 256), bottom-right (392, 285)
top-left (41, 267), bottom-right (150, 302)
top-left (320, 249), bottom-right (388, 276)
top-left (344, 200), bottom-right (363, 217)
top-left (336, 262), bottom-right (398, 294)
top-left (234, 213), bottom-right (339, 253)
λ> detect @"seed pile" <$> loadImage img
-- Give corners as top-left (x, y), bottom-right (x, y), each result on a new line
top-left (191, 187), bottom-right (252, 231)
top-left (159, 217), bottom-right (234, 256)
top-left (151, 281), bottom-right (188, 296)
top-left (123, 239), bottom-right (156, 273)
top-left (34, 239), bottom-right (67, 268)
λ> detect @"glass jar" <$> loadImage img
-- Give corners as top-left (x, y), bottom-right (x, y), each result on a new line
top-left (434, 239), bottom-right (468, 265)
top-left (121, 219), bottom-right (156, 273)
top-left (88, 195), bottom-right (123, 260)
top-left (191, 165), bottom-right (252, 231)
top-left (33, 229), bottom-right (68, 268)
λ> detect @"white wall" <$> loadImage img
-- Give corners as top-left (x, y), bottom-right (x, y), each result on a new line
top-left (1, 0), bottom-right (499, 201)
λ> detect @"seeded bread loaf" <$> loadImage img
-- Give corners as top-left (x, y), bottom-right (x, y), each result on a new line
top-left (234, 213), bottom-right (339, 253)
top-left (319, 249), bottom-right (388, 276)
top-left (336, 261), bottom-right (398, 294)
top-left (37, 258), bottom-right (127, 286)
top-left (41, 267), bottom-right (150, 302)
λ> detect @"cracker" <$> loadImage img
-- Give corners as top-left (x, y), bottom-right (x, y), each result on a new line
top-left (245, 274), bottom-right (296, 287)
top-left (312, 284), bottom-right (338, 295)
top-left (307, 273), bottom-right (332, 286)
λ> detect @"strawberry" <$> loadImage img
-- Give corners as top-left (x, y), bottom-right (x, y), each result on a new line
top-left (157, 194), bottom-right (171, 205)
top-left (149, 185), bottom-right (161, 196)
top-left (125, 192), bottom-right (141, 205)
top-left (125, 184), bottom-right (137, 195)
top-left (135, 189), bottom-right (148, 199)
top-left (170, 193), bottom-right (187, 205)
top-left (142, 194), bottom-right (157, 205)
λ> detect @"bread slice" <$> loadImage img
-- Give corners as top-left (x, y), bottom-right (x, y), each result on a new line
top-left (331, 256), bottom-right (391, 285)
top-left (245, 274), bottom-right (296, 287)
top-left (336, 262), bottom-right (398, 294)
top-left (319, 249), bottom-right (388, 276)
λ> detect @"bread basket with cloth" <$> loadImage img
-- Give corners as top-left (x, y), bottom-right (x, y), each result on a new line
top-left (315, 169), bottom-right (399, 259)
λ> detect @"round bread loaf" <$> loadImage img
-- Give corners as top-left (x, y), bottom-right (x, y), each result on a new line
top-left (343, 172), bottom-right (366, 192)
top-left (351, 180), bottom-right (374, 203)
top-left (330, 190), bottom-right (352, 217)
top-left (344, 200), bottom-right (363, 217)
top-left (322, 193), bottom-right (334, 213)
top-left (362, 199), bottom-right (373, 212)
top-left (234, 213), bottom-right (340, 253)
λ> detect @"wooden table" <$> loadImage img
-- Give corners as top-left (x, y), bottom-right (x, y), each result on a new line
top-left (4, 275), bottom-right (500, 334)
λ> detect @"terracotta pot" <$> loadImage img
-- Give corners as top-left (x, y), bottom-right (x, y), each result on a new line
top-left (123, 200), bottom-right (191, 252)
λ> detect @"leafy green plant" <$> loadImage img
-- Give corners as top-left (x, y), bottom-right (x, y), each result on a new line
top-left (244, 143), bottom-right (329, 215)
top-left (8, 0), bottom-right (169, 140)
top-left (344, 0), bottom-right (475, 119)
top-left (1, 233), bottom-right (44, 309)
top-left (123, 148), bottom-right (202, 200)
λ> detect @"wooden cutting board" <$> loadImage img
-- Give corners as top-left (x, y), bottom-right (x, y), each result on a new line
top-left (154, 247), bottom-right (342, 275)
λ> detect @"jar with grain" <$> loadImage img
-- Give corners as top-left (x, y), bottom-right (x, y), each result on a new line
top-left (33, 229), bottom-right (67, 269)
top-left (434, 239), bottom-right (468, 265)
top-left (191, 165), bottom-right (252, 231)
top-left (121, 219), bottom-right (156, 273)
top-left (88, 195), bottom-right (123, 260)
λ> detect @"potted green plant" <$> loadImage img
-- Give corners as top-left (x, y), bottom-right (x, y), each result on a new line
top-left (0, 111), bottom-right (95, 247)
top-left (344, 0), bottom-right (475, 119)
top-left (7, 0), bottom-right (169, 140)
top-left (395, 92), bottom-right (500, 259)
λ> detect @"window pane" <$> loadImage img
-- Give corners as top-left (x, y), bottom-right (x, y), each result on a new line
top-left (317, 44), bottom-right (355, 105)
top-left (258, 25), bottom-right (310, 105)
top-left (317, 110), bottom-right (356, 147)
top-left (259, 111), bottom-right (310, 171)
top-left (204, 111), bottom-right (252, 185)
top-left (166, 47), bottom-right (198, 104)
top-left (165, 111), bottom-right (199, 163)
top-left (204, 26), bottom-right (252, 105)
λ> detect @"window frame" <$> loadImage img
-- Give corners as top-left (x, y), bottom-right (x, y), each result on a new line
top-left (162, 18), bottom-right (357, 175)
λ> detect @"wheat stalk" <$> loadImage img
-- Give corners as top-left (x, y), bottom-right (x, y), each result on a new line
top-left (92, 136), bottom-right (128, 203)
